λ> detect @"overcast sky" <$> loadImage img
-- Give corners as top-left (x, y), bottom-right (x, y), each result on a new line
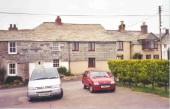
top-left (0, 0), bottom-right (169, 33)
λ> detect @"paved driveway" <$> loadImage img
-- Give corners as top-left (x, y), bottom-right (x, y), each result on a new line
top-left (0, 80), bottom-right (169, 108)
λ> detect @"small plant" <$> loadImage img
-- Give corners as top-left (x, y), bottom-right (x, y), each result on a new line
top-left (57, 66), bottom-right (73, 76)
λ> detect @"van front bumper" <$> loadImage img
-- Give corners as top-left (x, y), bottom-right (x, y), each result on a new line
top-left (27, 88), bottom-right (62, 98)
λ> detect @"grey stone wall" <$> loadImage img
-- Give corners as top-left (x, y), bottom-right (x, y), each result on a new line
top-left (70, 42), bottom-right (116, 61)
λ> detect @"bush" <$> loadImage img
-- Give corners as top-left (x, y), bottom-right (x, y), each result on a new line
top-left (5, 76), bottom-right (23, 84)
top-left (108, 59), bottom-right (169, 91)
top-left (57, 66), bottom-right (72, 76)
top-left (0, 68), bottom-right (5, 84)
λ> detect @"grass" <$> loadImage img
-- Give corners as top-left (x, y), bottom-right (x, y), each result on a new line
top-left (116, 82), bottom-right (169, 98)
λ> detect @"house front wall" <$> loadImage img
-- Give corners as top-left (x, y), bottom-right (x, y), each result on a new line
top-left (132, 44), bottom-right (161, 59)
top-left (70, 61), bottom-right (110, 74)
top-left (0, 41), bottom-right (69, 81)
top-left (69, 42), bottom-right (116, 74)
top-left (117, 41), bottom-right (130, 59)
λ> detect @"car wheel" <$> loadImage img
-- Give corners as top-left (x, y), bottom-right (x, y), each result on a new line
top-left (110, 89), bottom-right (115, 92)
top-left (58, 89), bottom-right (63, 99)
top-left (89, 85), bottom-right (94, 93)
top-left (83, 84), bottom-right (87, 89)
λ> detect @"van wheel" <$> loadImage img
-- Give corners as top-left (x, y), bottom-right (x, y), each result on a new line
top-left (58, 89), bottom-right (63, 99)
top-left (110, 89), bottom-right (115, 92)
top-left (28, 97), bottom-right (34, 102)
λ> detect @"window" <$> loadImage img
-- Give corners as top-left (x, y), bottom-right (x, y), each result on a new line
top-left (117, 54), bottom-right (124, 59)
top-left (53, 42), bottom-right (60, 51)
top-left (146, 55), bottom-right (151, 59)
top-left (72, 42), bottom-right (79, 51)
top-left (154, 40), bottom-right (158, 49)
top-left (53, 59), bottom-right (59, 67)
top-left (88, 58), bottom-right (95, 68)
top-left (164, 44), bottom-right (167, 48)
top-left (153, 55), bottom-right (159, 59)
top-left (8, 42), bottom-right (17, 54)
top-left (8, 63), bottom-right (17, 76)
top-left (142, 39), bottom-right (158, 50)
top-left (88, 42), bottom-right (95, 51)
top-left (116, 41), bottom-right (123, 51)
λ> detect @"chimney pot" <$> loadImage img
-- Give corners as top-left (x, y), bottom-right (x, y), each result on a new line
top-left (55, 16), bottom-right (62, 25)
top-left (141, 22), bottom-right (148, 34)
top-left (118, 21), bottom-right (125, 32)
top-left (165, 29), bottom-right (169, 34)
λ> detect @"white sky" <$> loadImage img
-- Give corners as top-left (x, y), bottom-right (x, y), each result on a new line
top-left (0, 0), bottom-right (169, 33)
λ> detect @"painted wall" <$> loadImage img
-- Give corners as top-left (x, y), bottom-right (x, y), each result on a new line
top-left (70, 61), bottom-right (110, 74)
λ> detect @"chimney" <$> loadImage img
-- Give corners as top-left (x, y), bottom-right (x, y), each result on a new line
top-left (8, 24), bottom-right (18, 30)
top-left (165, 29), bottom-right (169, 34)
top-left (141, 22), bottom-right (148, 34)
top-left (118, 21), bottom-right (125, 32)
top-left (55, 16), bottom-right (62, 25)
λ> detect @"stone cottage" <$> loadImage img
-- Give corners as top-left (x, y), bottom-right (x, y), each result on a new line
top-left (0, 16), bottom-right (161, 81)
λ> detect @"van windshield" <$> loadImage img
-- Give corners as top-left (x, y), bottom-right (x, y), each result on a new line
top-left (30, 68), bottom-right (59, 81)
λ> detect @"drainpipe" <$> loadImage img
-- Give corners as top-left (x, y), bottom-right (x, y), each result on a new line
top-left (68, 42), bottom-right (71, 71)
top-left (130, 41), bottom-right (132, 59)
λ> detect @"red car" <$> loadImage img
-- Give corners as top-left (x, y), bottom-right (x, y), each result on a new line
top-left (82, 70), bottom-right (116, 93)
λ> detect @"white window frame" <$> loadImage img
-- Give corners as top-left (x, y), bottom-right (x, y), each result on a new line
top-left (53, 42), bottom-right (60, 51)
top-left (53, 59), bottom-right (59, 68)
top-left (8, 42), bottom-right (17, 54)
top-left (8, 63), bottom-right (17, 76)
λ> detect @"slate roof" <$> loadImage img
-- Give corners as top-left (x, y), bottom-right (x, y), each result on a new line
top-left (0, 22), bottom-right (156, 42)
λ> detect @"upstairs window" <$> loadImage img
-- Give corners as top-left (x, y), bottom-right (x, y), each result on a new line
top-left (88, 42), bottom-right (95, 51)
top-left (142, 39), bottom-right (158, 50)
top-left (53, 42), bottom-right (60, 51)
top-left (116, 41), bottom-right (123, 51)
top-left (8, 42), bottom-right (17, 54)
top-left (72, 42), bottom-right (79, 51)
top-left (8, 63), bottom-right (17, 76)
top-left (53, 59), bottom-right (59, 67)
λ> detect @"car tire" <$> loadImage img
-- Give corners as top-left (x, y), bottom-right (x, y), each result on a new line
top-left (110, 89), bottom-right (115, 92)
top-left (83, 84), bottom-right (87, 89)
top-left (89, 85), bottom-right (94, 93)
top-left (58, 89), bottom-right (63, 99)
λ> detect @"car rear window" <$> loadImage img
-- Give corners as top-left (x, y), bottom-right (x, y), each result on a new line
top-left (30, 68), bottom-right (59, 80)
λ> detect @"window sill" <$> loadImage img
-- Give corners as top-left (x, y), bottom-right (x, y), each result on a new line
top-left (88, 66), bottom-right (96, 68)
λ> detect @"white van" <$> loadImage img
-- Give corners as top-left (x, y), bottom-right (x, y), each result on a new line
top-left (27, 68), bottom-right (63, 102)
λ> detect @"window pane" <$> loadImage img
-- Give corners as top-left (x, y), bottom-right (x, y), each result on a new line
top-left (53, 59), bottom-right (59, 67)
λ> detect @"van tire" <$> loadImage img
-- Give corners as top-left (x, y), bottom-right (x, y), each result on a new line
top-left (58, 89), bottom-right (63, 99)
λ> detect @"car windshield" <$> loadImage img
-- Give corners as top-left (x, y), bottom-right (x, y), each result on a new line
top-left (90, 71), bottom-right (109, 78)
top-left (30, 68), bottom-right (59, 81)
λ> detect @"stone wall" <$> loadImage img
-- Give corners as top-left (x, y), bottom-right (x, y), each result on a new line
top-left (70, 42), bottom-right (116, 61)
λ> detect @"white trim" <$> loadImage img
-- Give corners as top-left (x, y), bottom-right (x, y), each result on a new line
top-left (8, 42), bottom-right (17, 54)
top-left (7, 63), bottom-right (17, 76)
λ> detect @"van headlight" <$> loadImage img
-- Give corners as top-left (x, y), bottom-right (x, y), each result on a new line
top-left (28, 87), bottom-right (37, 90)
top-left (52, 84), bottom-right (61, 88)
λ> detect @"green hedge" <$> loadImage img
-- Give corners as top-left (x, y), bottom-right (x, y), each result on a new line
top-left (5, 76), bottom-right (23, 84)
top-left (0, 68), bottom-right (5, 84)
top-left (108, 60), bottom-right (169, 91)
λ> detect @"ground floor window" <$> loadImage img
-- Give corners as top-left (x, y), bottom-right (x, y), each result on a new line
top-left (88, 58), bottom-right (95, 68)
top-left (153, 55), bottom-right (159, 59)
top-left (146, 55), bottom-right (151, 59)
top-left (8, 63), bottom-right (17, 76)
top-left (53, 59), bottom-right (59, 67)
